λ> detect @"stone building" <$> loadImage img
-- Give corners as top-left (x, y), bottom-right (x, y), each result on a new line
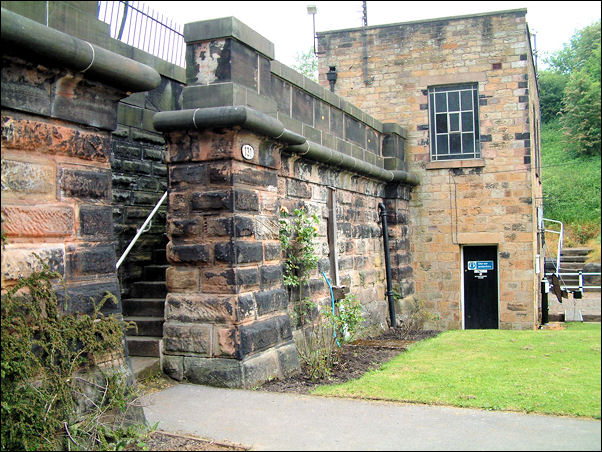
top-left (1, 3), bottom-right (543, 389)
top-left (317, 9), bottom-right (544, 330)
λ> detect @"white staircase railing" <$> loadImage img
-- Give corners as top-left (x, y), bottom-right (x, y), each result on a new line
top-left (116, 191), bottom-right (168, 269)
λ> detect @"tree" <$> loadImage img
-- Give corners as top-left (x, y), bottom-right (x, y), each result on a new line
top-left (543, 20), bottom-right (601, 156)
top-left (547, 20), bottom-right (601, 74)
top-left (560, 41), bottom-right (601, 156)
top-left (291, 48), bottom-right (318, 82)
top-left (538, 70), bottom-right (568, 123)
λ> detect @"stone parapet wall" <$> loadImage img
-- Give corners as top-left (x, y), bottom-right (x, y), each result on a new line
top-left (318, 9), bottom-right (543, 330)
top-left (152, 16), bottom-right (416, 387)
top-left (1, 10), bottom-right (160, 314)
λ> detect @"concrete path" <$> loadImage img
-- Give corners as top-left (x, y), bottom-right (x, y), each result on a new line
top-left (142, 384), bottom-right (601, 451)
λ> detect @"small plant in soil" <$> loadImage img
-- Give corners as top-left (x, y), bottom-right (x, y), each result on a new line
top-left (279, 206), bottom-right (364, 380)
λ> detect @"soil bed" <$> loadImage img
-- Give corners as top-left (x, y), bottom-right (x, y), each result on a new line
top-left (260, 328), bottom-right (440, 394)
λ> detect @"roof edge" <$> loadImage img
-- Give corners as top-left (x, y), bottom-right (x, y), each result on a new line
top-left (317, 8), bottom-right (528, 36)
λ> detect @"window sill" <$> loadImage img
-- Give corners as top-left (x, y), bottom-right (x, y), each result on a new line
top-left (426, 159), bottom-right (485, 170)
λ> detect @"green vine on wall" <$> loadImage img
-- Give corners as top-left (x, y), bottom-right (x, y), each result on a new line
top-left (278, 205), bottom-right (365, 379)
top-left (1, 260), bottom-right (146, 451)
top-left (279, 205), bottom-right (320, 326)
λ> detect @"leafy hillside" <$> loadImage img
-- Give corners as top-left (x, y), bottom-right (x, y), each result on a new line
top-left (539, 20), bottom-right (600, 253)
top-left (542, 119), bottom-right (601, 224)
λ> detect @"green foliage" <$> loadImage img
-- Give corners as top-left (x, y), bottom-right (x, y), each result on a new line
top-left (541, 119), bottom-right (601, 227)
top-left (279, 207), bottom-right (364, 380)
top-left (560, 41), bottom-right (601, 157)
top-left (538, 70), bottom-right (568, 123)
top-left (546, 20), bottom-right (601, 75)
top-left (279, 205), bottom-right (319, 326)
top-left (543, 20), bottom-right (601, 157)
top-left (394, 293), bottom-right (440, 339)
top-left (291, 48), bottom-right (318, 82)
top-left (1, 261), bottom-right (146, 451)
top-left (297, 294), bottom-right (365, 381)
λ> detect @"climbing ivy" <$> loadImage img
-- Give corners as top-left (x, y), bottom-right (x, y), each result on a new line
top-left (279, 205), bottom-right (320, 327)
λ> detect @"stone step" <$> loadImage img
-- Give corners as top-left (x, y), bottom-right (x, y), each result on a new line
top-left (123, 298), bottom-right (165, 317)
top-left (561, 248), bottom-right (593, 256)
top-left (557, 256), bottom-right (590, 263)
top-left (143, 264), bottom-right (169, 280)
top-left (125, 316), bottom-right (164, 337)
top-left (130, 356), bottom-right (161, 380)
top-left (558, 262), bottom-right (588, 270)
top-left (127, 336), bottom-right (161, 357)
top-left (131, 281), bottom-right (167, 298)
top-left (153, 248), bottom-right (168, 265)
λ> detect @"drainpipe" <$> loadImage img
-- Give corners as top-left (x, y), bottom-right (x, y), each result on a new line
top-left (378, 203), bottom-right (396, 327)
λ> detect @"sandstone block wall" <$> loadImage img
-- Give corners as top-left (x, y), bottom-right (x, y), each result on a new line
top-left (1, 9), bottom-right (160, 319)
top-left (318, 9), bottom-right (544, 329)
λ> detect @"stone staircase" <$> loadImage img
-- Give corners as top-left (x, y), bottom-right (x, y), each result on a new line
top-left (123, 248), bottom-right (168, 362)
top-left (546, 248), bottom-right (595, 290)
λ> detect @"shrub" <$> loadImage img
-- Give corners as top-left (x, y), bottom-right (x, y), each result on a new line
top-left (1, 261), bottom-right (146, 451)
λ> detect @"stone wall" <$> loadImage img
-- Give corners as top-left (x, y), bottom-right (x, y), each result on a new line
top-left (317, 9), bottom-right (544, 329)
top-left (1, 6), bottom-right (160, 320)
top-left (1, 0), bottom-right (186, 297)
top-left (152, 16), bottom-right (417, 387)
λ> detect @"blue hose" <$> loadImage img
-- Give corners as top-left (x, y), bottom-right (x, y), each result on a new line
top-left (322, 271), bottom-right (340, 347)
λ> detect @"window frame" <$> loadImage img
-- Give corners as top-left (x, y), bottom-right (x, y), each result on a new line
top-left (428, 83), bottom-right (481, 161)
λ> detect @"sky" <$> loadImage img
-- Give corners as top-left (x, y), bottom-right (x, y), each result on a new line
top-left (144, 1), bottom-right (601, 68)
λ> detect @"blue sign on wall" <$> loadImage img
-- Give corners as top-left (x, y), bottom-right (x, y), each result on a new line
top-left (468, 260), bottom-right (494, 271)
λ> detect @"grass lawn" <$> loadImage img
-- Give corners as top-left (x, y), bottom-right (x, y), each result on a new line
top-left (314, 323), bottom-right (601, 419)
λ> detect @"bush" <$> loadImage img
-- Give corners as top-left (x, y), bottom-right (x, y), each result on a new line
top-left (396, 295), bottom-right (440, 339)
top-left (1, 262), bottom-right (146, 451)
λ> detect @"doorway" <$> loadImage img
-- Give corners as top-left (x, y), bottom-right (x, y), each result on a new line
top-left (463, 245), bottom-right (499, 329)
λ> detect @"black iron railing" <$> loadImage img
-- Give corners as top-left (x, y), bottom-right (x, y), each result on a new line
top-left (98, 1), bottom-right (185, 67)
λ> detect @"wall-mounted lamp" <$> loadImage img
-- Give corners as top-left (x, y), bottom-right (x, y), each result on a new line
top-left (327, 66), bottom-right (337, 92)
top-left (307, 5), bottom-right (317, 54)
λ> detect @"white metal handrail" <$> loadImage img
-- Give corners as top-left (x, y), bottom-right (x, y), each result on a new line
top-left (116, 191), bottom-right (167, 269)
top-left (544, 271), bottom-right (602, 290)
top-left (542, 217), bottom-right (564, 274)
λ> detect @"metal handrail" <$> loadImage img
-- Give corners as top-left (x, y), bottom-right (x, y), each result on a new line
top-left (542, 218), bottom-right (563, 274)
top-left (116, 191), bottom-right (167, 269)
top-left (544, 271), bottom-right (602, 291)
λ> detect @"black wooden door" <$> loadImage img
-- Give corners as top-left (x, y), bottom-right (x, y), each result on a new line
top-left (463, 246), bottom-right (498, 329)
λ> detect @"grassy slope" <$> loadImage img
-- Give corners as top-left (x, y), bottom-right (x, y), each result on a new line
top-left (314, 323), bottom-right (601, 418)
top-left (541, 119), bottom-right (601, 226)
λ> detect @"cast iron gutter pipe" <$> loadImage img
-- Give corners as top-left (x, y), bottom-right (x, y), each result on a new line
top-left (1, 7), bottom-right (161, 93)
top-left (378, 202), bottom-right (397, 327)
top-left (154, 106), bottom-right (420, 186)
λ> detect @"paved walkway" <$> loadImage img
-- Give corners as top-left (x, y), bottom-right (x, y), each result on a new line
top-left (142, 384), bottom-right (601, 451)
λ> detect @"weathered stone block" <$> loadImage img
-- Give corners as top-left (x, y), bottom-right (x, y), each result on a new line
top-left (275, 341), bottom-right (300, 377)
top-left (167, 242), bottom-right (211, 264)
top-left (238, 319), bottom-right (278, 358)
top-left (79, 205), bottom-right (112, 238)
top-left (166, 266), bottom-right (200, 292)
top-left (183, 356), bottom-right (243, 388)
top-left (55, 280), bottom-right (121, 315)
top-left (59, 167), bottom-right (111, 201)
top-left (164, 323), bottom-right (212, 355)
top-left (1, 205), bottom-right (74, 237)
top-left (260, 265), bottom-right (283, 288)
top-left (191, 190), bottom-right (233, 211)
top-left (1, 159), bottom-right (54, 194)
top-left (255, 288), bottom-right (287, 315)
top-left (168, 217), bottom-right (204, 237)
top-left (66, 244), bottom-right (117, 277)
top-left (242, 348), bottom-right (280, 387)
top-left (162, 355), bottom-right (183, 381)
top-left (234, 215), bottom-right (254, 237)
top-left (165, 293), bottom-right (236, 323)
top-left (1, 245), bottom-right (65, 282)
